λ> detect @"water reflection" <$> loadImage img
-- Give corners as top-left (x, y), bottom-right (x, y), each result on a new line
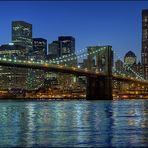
top-left (111, 100), bottom-right (148, 147)
top-left (0, 100), bottom-right (148, 147)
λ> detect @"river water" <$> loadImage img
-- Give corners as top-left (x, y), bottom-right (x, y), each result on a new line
top-left (0, 100), bottom-right (148, 147)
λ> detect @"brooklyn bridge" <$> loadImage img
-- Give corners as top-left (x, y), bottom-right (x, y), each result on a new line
top-left (0, 46), bottom-right (148, 99)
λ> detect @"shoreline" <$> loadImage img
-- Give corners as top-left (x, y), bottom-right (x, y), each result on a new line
top-left (0, 97), bottom-right (148, 101)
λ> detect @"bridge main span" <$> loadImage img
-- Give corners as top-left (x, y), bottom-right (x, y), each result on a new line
top-left (0, 46), bottom-right (113, 100)
top-left (1, 45), bottom-right (147, 99)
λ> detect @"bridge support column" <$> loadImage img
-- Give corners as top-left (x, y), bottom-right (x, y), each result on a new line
top-left (86, 76), bottom-right (112, 100)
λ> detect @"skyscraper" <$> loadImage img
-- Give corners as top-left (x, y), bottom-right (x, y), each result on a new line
top-left (12, 21), bottom-right (35, 89)
top-left (0, 44), bottom-right (27, 89)
top-left (48, 40), bottom-right (60, 59)
top-left (58, 36), bottom-right (77, 66)
top-left (142, 9), bottom-right (148, 65)
top-left (58, 36), bottom-right (75, 56)
top-left (141, 10), bottom-right (148, 79)
top-left (32, 38), bottom-right (47, 60)
top-left (12, 21), bottom-right (32, 53)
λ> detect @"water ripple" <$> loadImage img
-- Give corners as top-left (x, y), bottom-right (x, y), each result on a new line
top-left (0, 100), bottom-right (148, 147)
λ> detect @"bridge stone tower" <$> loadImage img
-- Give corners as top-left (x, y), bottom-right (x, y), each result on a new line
top-left (86, 45), bottom-right (113, 100)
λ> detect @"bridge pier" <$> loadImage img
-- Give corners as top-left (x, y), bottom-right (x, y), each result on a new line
top-left (86, 45), bottom-right (113, 100)
top-left (86, 76), bottom-right (112, 100)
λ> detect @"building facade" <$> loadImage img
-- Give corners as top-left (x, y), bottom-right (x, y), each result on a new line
top-left (0, 44), bottom-right (28, 90)
top-left (48, 40), bottom-right (60, 59)
top-left (12, 21), bottom-right (32, 54)
top-left (59, 36), bottom-right (77, 66)
top-left (141, 10), bottom-right (148, 79)
top-left (142, 9), bottom-right (148, 65)
top-left (27, 38), bottom-right (47, 90)
top-left (133, 62), bottom-right (144, 79)
top-left (124, 51), bottom-right (137, 65)
top-left (115, 59), bottom-right (124, 73)
top-left (58, 36), bottom-right (75, 56)
top-left (32, 38), bottom-right (47, 60)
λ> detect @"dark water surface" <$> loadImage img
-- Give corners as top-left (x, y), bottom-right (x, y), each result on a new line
top-left (0, 100), bottom-right (148, 147)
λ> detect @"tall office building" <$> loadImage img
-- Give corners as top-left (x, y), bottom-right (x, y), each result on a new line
top-left (141, 10), bottom-right (148, 79)
top-left (58, 36), bottom-right (75, 56)
top-left (46, 36), bottom-right (77, 88)
top-left (58, 36), bottom-right (77, 66)
top-left (12, 21), bottom-right (34, 90)
top-left (0, 44), bottom-right (27, 90)
top-left (12, 21), bottom-right (32, 53)
top-left (32, 38), bottom-right (47, 60)
top-left (48, 40), bottom-right (60, 59)
top-left (142, 10), bottom-right (148, 65)
top-left (27, 38), bottom-right (47, 90)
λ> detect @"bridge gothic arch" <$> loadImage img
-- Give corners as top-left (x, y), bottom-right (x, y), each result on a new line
top-left (86, 46), bottom-right (113, 100)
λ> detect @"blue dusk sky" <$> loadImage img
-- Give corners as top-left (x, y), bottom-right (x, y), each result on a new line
top-left (0, 1), bottom-right (148, 61)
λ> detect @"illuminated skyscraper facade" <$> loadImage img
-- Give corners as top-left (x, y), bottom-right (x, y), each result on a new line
top-left (12, 21), bottom-right (32, 53)
top-left (141, 10), bottom-right (148, 79)
top-left (58, 36), bottom-right (77, 66)
top-left (58, 36), bottom-right (75, 56)
top-left (48, 40), bottom-right (60, 59)
top-left (12, 21), bottom-right (34, 89)
top-left (142, 10), bottom-right (148, 65)
top-left (0, 44), bottom-right (27, 89)
top-left (32, 38), bottom-right (47, 60)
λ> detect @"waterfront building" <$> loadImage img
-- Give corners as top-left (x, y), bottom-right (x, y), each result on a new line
top-left (45, 41), bottom-right (60, 88)
top-left (48, 40), bottom-right (60, 59)
top-left (58, 36), bottom-right (75, 56)
top-left (27, 38), bottom-right (47, 90)
top-left (133, 62), bottom-right (144, 79)
top-left (0, 44), bottom-right (27, 90)
top-left (123, 50), bottom-right (146, 79)
top-left (142, 9), bottom-right (148, 65)
top-left (58, 36), bottom-right (77, 66)
top-left (12, 21), bottom-right (32, 54)
top-left (124, 51), bottom-right (137, 65)
top-left (124, 51), bottom-right (138, 77)
top-left (141, 10), bottom-right (148, 79)
top-left (0, 43), bottom-right (26, 59)
top-left (32, 38), bottom-right (47, 60)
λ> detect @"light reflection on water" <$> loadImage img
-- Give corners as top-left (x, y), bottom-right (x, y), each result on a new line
top-left (0, 100), bottom-right (148, 147)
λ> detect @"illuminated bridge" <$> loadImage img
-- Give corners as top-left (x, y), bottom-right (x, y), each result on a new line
top-left (0, 45), bottom-right (148, 99)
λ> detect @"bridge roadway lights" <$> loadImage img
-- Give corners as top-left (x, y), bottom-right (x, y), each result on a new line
top-left (86, 75), bottom-right (112, 100)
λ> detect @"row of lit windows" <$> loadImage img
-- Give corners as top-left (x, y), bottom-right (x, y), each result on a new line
top-left (13, 26), bottom-right (31, 31)
top-left (62, 47), bottom-right (71, 54)
top-left (13, 31), bottom-right (31, 37)
top-left (34, 43), bottom-right (46, 46)
top-left (0, 50), bottom-right (21, 54)
top-left (13, 37), bottom-right (32, 41)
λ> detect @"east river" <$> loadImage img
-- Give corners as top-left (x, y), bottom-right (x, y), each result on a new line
top-left (0, 100), bottom-right (148, 147)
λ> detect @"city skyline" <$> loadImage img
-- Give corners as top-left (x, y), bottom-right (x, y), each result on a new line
top-left (0, 1), bottom-right (148, 61)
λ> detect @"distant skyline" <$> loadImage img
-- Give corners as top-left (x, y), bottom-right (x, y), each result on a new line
top-left (0, 1), bottom-right (148, 61)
